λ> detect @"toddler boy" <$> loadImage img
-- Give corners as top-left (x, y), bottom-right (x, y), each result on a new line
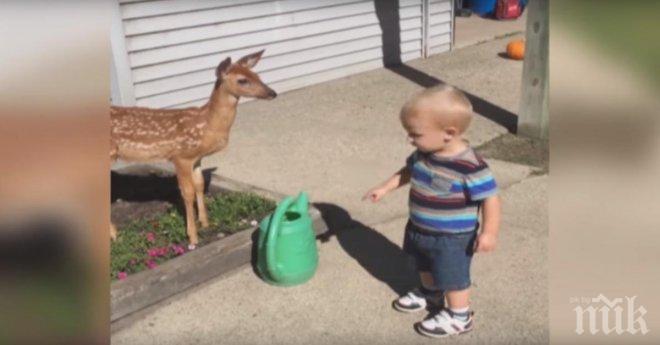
top-left (363, 84), bottom-right (501, 337)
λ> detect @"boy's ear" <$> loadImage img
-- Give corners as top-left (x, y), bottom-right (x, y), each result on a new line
top-left (443, 126), bottom-right (458, 141)
top-left (236, 49), bottom-right (264, 68)
top-left (216, 57), bottom-right (232, 78)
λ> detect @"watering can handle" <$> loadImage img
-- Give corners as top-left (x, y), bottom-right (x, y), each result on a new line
top-left (266, 196), bottom-right (295, 281)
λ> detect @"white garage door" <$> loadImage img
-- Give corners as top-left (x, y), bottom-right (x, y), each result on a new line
top-left (111, 0), bottom-right (453, 108)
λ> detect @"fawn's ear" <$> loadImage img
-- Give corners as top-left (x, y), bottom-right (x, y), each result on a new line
top-left (236, 49), bottom-right (264, 68)
top-left (216, 57), bottom-right (232, 78)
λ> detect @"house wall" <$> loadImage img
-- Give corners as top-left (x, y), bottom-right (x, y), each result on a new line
top-left (111, 0), bottom-right (453, 107)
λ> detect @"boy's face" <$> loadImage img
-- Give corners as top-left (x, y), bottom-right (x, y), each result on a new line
top-left (403, 114), bottom-right (451, 153)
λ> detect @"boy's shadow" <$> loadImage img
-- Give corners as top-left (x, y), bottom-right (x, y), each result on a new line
top-left (312, 202), bottom-right (420, 296)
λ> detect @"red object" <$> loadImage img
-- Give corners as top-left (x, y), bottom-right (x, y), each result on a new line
top-left (496, 0), bottom-right (521, 20)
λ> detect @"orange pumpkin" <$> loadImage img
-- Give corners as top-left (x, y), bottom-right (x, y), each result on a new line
top-left (506, 40), bottom-right (525, 60)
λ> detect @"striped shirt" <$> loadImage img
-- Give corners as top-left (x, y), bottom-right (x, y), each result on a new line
top-left (406, 147), bottom-right (498, 234)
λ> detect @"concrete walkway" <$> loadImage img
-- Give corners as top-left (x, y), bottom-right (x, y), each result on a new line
top-left (112, 33), bottom-right (548, 344)
top-left (454, 11), bottom-right (526, 49)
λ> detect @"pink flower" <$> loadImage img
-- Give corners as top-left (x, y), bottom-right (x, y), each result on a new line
top-left (148, 246), bottom-right (169, 258)
top-left (146, 232), bottom-right (156, 243)
top-left (146, 260), bottom-right (158, 269)
top-left (171, 244), bottom-right (185, 256)
top-left (129, 259), bottom-right (137, 266)
top-left (117, 272), bottom-right (128, 280)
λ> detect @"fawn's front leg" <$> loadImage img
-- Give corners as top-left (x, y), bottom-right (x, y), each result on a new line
top-left (192, 162), bottom-right (209, 228)
top-left (110, 222), bottom-right (118, 241)
top-left (174, 159), bottom-right (199, 249)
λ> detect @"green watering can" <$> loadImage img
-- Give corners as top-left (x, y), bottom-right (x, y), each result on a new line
top-left (257, 192), bottom-right (318, 286)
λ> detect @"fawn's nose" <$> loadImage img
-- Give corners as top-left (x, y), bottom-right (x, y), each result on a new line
top-left (267, 89), bottom-right (277, 99)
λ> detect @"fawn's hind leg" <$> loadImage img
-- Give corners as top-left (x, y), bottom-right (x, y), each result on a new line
top-left (192, 162), bottom-right (209, 228)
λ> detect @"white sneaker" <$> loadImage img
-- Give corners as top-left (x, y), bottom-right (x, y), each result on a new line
top-left (393, 288), bottom-right (427, 313)
top-left (416, 309), bottom-right (474, 337)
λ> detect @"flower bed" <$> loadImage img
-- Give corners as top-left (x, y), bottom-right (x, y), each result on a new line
top-left (110, 165), bottom-right (327, 327)
top-left (111, 191), bottom-right (275, 281)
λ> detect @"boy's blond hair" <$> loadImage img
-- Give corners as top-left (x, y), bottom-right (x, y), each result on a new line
top-left (400, 84), bottom-right (474, 134)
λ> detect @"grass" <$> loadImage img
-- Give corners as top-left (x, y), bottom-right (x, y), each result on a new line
top-left (110, 191), bottom-right (275, 280)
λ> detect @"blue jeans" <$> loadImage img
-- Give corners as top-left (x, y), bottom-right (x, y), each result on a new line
top-left (403, 220), bottom-right (477, 291)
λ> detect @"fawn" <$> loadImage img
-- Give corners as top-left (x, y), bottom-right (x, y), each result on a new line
top-left (110, 50), bottom-right (276, 248)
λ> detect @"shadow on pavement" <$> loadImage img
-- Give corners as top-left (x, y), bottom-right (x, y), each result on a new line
top-left (374, 0), bottom-right (518, 133)
top-left (313, 202), bottom-right (419, 296)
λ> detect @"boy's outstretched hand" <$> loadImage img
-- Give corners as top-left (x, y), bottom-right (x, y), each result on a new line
top-left (474, 232), bottom-right (497, 253)
top-left (363, 169), bottom-right (408, 203)
top-left (362, 187), bottom-right (388, 202)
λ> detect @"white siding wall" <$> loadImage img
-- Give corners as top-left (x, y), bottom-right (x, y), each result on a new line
top-left (111, 0), bottom-right (453, 108)
top-left (427, 0), bottom-right (452, 55)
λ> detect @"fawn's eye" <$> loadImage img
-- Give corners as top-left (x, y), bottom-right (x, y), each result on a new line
top-left (237, 78), bottom-right (250, 86)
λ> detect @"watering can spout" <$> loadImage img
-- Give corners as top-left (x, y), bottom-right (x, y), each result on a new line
top-left (293, 191), bottom-right (309, 214)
